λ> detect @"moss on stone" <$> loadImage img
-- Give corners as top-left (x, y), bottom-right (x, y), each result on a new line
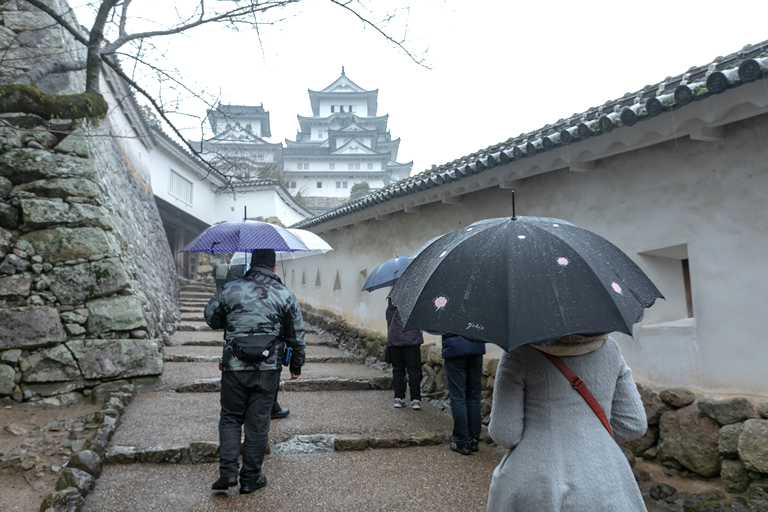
top-left (0, 84), bottom-right (107, 121)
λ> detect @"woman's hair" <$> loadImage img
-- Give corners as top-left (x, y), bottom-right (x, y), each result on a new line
top-left (552, 333), bottom-right (609, 346)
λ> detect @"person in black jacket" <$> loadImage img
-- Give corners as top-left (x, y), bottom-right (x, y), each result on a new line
top-left (385, 297), bottom-right (424, 409)
top-left (442, 333), bottom-right (486, 455)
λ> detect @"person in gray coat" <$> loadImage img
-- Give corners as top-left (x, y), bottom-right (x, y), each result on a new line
top-left (486, 334), bottom-right (647, 512)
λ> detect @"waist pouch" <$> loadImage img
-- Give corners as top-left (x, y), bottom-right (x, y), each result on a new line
top-left (230, 335), bottom-right (277, 364)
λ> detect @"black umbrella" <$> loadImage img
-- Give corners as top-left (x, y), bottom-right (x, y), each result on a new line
top-left (389, 216), bottom-right (663, 352)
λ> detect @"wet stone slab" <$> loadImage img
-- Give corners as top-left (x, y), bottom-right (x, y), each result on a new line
top-left (84, 445), bottom-right (502, 512)
top-left (110, 390), bottom-right (452, 449)
top-left (167, 330), bottom-right (224, 346)
top-left (163, 345), bottom-right (222, 358)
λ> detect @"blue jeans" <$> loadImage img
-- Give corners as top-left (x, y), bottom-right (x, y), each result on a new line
top-left (219, 369), bottom-right (280, 483)
top-left (444, 355), bottom-right (483, 445)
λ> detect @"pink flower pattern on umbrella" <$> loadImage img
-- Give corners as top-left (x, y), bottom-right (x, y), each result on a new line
top-left (612, 282), bottom-right (623, 294)
top-left (557, 257), bottom-right (569, 266)
top-left (434, 296), bottom-right (448, 316)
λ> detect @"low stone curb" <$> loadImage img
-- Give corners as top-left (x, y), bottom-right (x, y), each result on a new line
top-left (180, 315), bottom-right (205, 322)
top-left (174, 376), bottom-right (393, 393)
top-left (40, 383), bottom-right (137, 512)
top-left (164, 355), bottom-right (220, 363)
top-left (102, 431), bottom-right (453, 465)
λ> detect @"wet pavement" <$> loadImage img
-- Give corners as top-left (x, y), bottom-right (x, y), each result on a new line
top-left (83, 283), bottom-right (501, 511)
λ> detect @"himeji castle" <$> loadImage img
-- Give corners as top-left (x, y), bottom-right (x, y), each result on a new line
top-left (282, 68), bottom-right (413, 211)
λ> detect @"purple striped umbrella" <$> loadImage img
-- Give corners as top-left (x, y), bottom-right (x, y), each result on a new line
top-left (180, 220), bottom-right (309, 254)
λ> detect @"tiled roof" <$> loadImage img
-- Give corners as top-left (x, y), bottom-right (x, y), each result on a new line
top-left (293, 40), bottom-right (768, 230)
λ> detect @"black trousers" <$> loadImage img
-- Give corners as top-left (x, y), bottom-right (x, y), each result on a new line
top-left (444, 355), bottom-right (484, 445)
top-left (389, 345), bottom-right (423, 401)
top-left (219, 369), bottom-right (280, 483)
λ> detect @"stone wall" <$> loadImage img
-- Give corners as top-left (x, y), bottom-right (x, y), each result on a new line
top-left (302, 304), bottom-right (768, 508)
top-left (0, 1), bottom-right (179, 405)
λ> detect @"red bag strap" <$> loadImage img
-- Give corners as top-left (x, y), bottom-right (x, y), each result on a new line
top-left (541, 352), bottom-right (613, 438)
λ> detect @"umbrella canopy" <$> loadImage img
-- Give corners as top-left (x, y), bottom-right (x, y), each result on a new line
top-left (362, 256), bottom-right (411, 292)
top-left (407, 234), bottom-right (444, 261)
top-left (275, 229), bottom-right (333, 261)
top-left (389, 216), bottom-right (663, 351)
top-left (180, 220), bottom-right (309, 253)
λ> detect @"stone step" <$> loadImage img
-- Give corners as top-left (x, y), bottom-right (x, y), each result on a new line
top-left (162, 361), bottom-right (390, 391)
top-left (163, 354), bottom-right (357, 365)
top-left (85, 445), bottom-right (501, 511)
top-left (175, 376), bottom-right (392, 393)
top-left (180, 314), bottom-right (205, 322)
top-left (108, 390), bottom-right (453, 451)
top-left (179, 284), bottom-right (216, 293)
top-left (175, 322), bottom-right (213, 332)
top-left (162, 345), bottom-right (351, 360)
top-left (167, 331), bottom-right (223, 346)
top-left (179, 307), bottom-right (203, 314)
top-left (179, 291), bottom-right (215, 300)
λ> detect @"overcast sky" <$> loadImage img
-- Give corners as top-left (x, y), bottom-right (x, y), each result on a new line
top-left (72, 0), bottom-right (768, 176)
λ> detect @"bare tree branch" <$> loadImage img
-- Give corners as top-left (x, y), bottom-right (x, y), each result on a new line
top-left (23, 0), bottom-right (89, 46)
top-left (15, 60), bottom-right (87, 86)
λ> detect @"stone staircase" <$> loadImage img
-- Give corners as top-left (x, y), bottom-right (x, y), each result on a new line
top-left (80, 282), bottom-right (503, 510)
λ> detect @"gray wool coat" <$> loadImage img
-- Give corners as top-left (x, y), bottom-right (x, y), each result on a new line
top-left (487, 338), bottom-right (647, 512)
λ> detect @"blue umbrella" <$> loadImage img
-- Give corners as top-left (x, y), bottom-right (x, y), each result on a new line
top-left (180, 220), bottom-right (309, 253)
top-left (362, 256), bottom-right (411, 292)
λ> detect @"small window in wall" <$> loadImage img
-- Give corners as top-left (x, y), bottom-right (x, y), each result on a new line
top-left (290, 181), bottom-right (297, 188)
top-left (367, 163), bottom-right (373, 170)
top-left (333, 271), bottom-right (341, 291)
top-left (169, 170), bottom-right (193, 205)
top-left (381, 162), bottom-right (386, 170)
top-left (329, 163), bottom-right (335, 170)
top-left (354, 163), bottom-right (360, 170)
top-left (291, 270), bottom-right (295, 287)
top-left (336, 181), bottom-right (341, 189)
top-left (348, 163), bottom-right (354, 170)
top-left (331, 106), bottom-right (336, 113)
top-left (301, 270), bottom-right (306, 286)
top-left (343, 181), bottom-right (348, 188)
top-left (315, 269), bottom-right (321, 287)
top-left (638, 244), bottom-right (693, 324)
top-left (349, 105), bottom-right (355, 113)
top-left (317, 182), bottom-right (322, 189)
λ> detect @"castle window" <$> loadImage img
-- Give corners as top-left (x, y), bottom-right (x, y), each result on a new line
top-left (343, 181), bottom-right (348, 188)
top-left (355, 163), bottom-right (360, 170)
top-left (317, 182), bottom-right (322, 188)
top-left (331, 106), bottom-right (335, 113)
top-left (348, 163), bottom-right (354, 170)
top-left (290, 181), bottom-right (296, 188)
top-left (329, 163), bottom-right (335, 170)
top-left (336, 181), bottom-right (341, 189)
top-left (340, 106), bottom-right (345, 112)
top-left (169, 169), bottom-right (193, 205)
top-left (367, 163), bottom-right (373, 170)
top-left (349, 105), bottom-right (355, 113)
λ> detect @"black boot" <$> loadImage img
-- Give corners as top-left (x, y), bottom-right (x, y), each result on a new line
top-left (211, 476), bottom-right (238, 490)
top-left (450, 442), bottom-right (471, 456)
top-left (240, 474), bottom-right (268, 494)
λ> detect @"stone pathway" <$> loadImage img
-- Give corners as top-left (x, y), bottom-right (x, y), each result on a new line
top-left (82, 281), bottom-right (504, 511)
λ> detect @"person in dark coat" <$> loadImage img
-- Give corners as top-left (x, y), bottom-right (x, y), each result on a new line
top-left (442, 333), bottom-right (486, 455)
top-left (385, 297), bottom-right (424, 409)
top-left (204, 249), bottom-right (306, 494)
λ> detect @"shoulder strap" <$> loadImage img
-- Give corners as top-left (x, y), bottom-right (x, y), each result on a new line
top-left (541, 352), bottom-right (613, 438)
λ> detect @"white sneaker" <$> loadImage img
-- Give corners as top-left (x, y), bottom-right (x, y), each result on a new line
top-left (394, 398), bottom-right (404, 408)
top-left (411, 400), bottom-right (421, 410)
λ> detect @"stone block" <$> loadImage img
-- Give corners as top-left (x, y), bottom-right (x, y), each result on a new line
top-left (189, 442), bottom-right (220, 464)
top-left (20, 344), bottom-right (80, 382)
top-left (757, 402), bottom-right (768, 419)
top-left (32, 392), bottom-right (82, 407)
top-left (54, 134), bottom-right (89, 158)
top-left (86, 295), bottom-right (146, 335)
top-left (40, 488), bottom-right (83, 512)
top-left (698, 397), bottom-right (756, 425)
top-left (659, 387), bottom-right (697, 408)
top-left (0, 227), bottom-right (11, 253)
top-left (55, 467), bottom-right (94, 493)
top-left (91, 380), bottom-right (133, 404)
top-left (0, 307), bottom-right (66, 350)
top-left (427, 345), bottom-right (442, 366)
top-left (14, 178), bottom-right (100, 199)
top-left (1, 348), bottom-right (21, 363)
top-left (738, 419), bottom-right (768, 473)
top-left (0, 202), bottom-right (18, 228)
top-left (67, 450), bottom-right (102, 478)
top-left (105, 445), bottom-right (138, 464)
top-left (51, 258), bottom-right (129, 305)
top-left (748, 481), bottom-right (768, 508)
top-left (410, 432), bottom-right (440, 446)
top-left (0, 177), bottom-right (11, 199)
top-left (639, 386), bottom-right (672, 425)
top-left (334, 434), bottom-right (369, 451)
top-left (0, 273), bottom-right (32, 299)
top-left (0, 364), bottom-right (14, 395)
top-left (719, 422), bottom-right (744, 459)
top-left (721, 459), bottom-right (751, 493)
top-left (656, 404), bottom-right (721, 477)
top-left (140, 445), bottom-right (189, 464)
top-left (21, 380), bottom-right (84, 397)
top-left (67, 338), bottom-right (163, 380)
top-left (20, 227), bottom-right (114, 264)
top-left (0, 148), bottom-right (58, 184)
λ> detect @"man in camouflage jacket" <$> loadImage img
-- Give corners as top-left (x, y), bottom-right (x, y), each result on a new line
top-left (204, 249), bottom-right (306, 494)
